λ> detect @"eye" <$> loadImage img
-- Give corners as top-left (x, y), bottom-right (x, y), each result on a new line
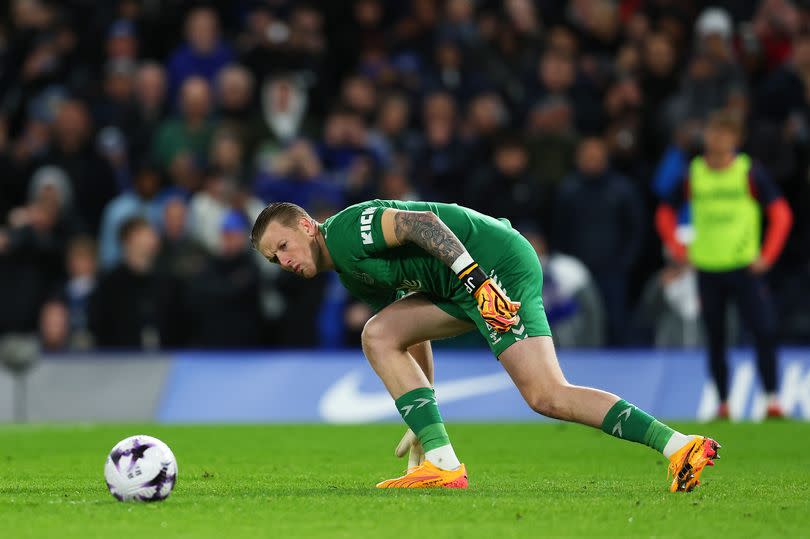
top-left (280, 242), bottom-right (287, 251)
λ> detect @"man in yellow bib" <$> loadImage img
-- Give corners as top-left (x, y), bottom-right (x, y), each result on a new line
top-left (656, 111), bottom-right (794, 419)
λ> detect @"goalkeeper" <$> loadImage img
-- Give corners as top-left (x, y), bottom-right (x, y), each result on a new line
top-left (251, 200), bottom-right (719, 492)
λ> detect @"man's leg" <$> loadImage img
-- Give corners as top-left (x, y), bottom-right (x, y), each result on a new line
top-left (361, 294), bottom-right (474, 480)
top-left (396, 341), bottom-right (434, 468)
top-left (730, 270), bottom-right (781, 414)
top-left (498, 336), bottom-right (719, 491)
top-left (697, 270), bottom-right (731, 409)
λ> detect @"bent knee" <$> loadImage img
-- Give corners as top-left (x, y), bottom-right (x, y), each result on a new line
top-left (361, 315), bottom-right (402, 353)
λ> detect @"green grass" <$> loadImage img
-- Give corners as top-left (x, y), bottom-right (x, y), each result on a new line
top-left (2, 422), bottom-right (809, 538)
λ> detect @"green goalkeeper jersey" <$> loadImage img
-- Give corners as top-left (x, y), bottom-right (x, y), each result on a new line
top-left (319, 199), bottom-right (522, 312)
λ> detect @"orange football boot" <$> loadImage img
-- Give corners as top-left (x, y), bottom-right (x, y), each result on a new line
top-left (668, 436), bottom-right (721, 492)
top-left (376, 461), bottom-right (468, 489)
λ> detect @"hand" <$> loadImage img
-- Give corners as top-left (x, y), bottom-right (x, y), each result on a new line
top-left (749, 256), bottom-right (771, 275)
top-left (395, 428), bottom-right (424, 470)
top-left (474, 279), bottom-right (521, 332)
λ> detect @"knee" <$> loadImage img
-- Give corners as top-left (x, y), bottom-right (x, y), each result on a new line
top-left (361, 315), bottom-right (400, 358)
top-left (526, 384), bottom-right (570, 420)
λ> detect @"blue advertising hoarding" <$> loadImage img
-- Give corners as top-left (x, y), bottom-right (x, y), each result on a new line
top-left (158, 349), bottom-right (810, 423)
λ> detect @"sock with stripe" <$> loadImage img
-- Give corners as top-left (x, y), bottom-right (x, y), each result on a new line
top-left (395, 387), bottom-right (460, 470)
top-left (601, 399), bottom-right (692, 457)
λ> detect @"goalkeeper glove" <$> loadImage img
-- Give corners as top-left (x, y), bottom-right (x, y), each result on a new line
top-left (395, 428), bottom-right (424, 470)
top-left (456, 258), bottom-right (520, 332)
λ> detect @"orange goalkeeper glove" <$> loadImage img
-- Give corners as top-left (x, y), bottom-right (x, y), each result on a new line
top-left (474, 278), bottom-right (521, 332)
top-left (455, 257), bottom-right (521, 333)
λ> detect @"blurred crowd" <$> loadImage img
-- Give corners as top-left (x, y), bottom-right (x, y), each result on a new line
top-left (1, 0), bottom-right (810, 351)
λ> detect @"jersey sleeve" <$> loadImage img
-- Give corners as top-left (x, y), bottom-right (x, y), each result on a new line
top-left (749, 162), bottom-right (782, 205)
top-left (664, 174), bottom-right (689, 207)
top-left (324, 200), bottom-right (391, 260)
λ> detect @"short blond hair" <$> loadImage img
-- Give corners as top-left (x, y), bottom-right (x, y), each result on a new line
top-left (250, 202), bottom-right (310, 248)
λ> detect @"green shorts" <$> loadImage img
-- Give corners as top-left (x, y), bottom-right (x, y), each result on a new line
top-left (428, 230), bottom-right (552, 357)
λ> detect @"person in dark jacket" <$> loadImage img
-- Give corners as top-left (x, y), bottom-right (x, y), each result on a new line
top-left (467, 133), bottom-right (547, 231)
top-left (88, 216), bottom-right (185, 349)
top-left (553, 136), bottom-right (644, 346)
top-left (186, 210), bottom-right (262, 348)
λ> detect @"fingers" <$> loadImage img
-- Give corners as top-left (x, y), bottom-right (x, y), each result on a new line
top-left (395, 428), bottom-right (417, 458)
top-left (407, 440), bottom-right (424, 470)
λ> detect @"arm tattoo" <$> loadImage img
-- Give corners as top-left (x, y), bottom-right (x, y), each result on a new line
top-left (393, 211), bottom-right (466, 267)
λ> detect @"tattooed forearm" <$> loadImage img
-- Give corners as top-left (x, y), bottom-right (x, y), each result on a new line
top-left (393, 211), bottom-right (466, 266)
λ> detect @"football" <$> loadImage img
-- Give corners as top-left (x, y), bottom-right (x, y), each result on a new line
top-left (104, 435), bottom-right (177, 502)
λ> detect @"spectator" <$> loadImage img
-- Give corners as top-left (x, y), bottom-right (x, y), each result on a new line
top-left (378, 166), bottom-right (421, 201)
top-left (633, 261), bottom-right (742, 348)
top-left (668, 8), bottom-right (747, 124)
top-left (411, 91), bottom-right (467, 201)
top-left (130, 61), bottom-right (168, 166)
top-left (62, 235), bottom-right (97, 350)
top-left (215, 64), bottom-right (264, 157)
top-left (424, 36), bottom-right (487, 103)
top-left (602, 76), bottom-right (646, 179)
top-left (522, 226), bottom-right (605, 348)
top-left (368, 92), bottom-right (421, 167)
top-left (96, 126), bottom-right (132, 193)
top-left (553, 137), bottom-right (644, 346)
top-left (529, 48), bottom-right (601, 133)
top-left (97, 163), bottom-right (164, 269)
top-left (93, 59), bottom-right (140, 149)
top-left (254, 139), bottom-right (344, 211)
top-left (155, 196), bottom-right (207, 281)
top-left (525, 96), bottom-right (579, 193)
top-left (166, 6), bottom-right (234, 106)
top-left (88, 216), bottom-right (185, 349)
top-left (640, 33), bottom-right (680, 158)
top-left (341, 74), bottom-right (378, 122)
top-left (467, 134), bottom-right (547, 228)
top-left (0, 166), bottom-right (83, 333)
top-left (151, 76), bottom-right (217, 171)
top-left (36, 99), bottom-right (117, 233)
top-left (209, 129), bottom-right (250, 186)
top-left (317, 105), bottom-right (380, 200)
top-left (254, 74), bottom-right (319, 174)
top-left (655, 111), bottom-right (793, 418)
top-left (186, 210), bottom-right (262, 348)
top-left (39, 300), bottom-right (70, 352)
top-left (106, 19), bottom-right (138, 62)
top-left (189, 168), bottom-right (264, 254)
top-left (463, 90), bottom-right (509, 172)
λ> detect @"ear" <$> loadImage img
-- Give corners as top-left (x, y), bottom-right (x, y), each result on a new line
top-left (301, 216), bottom-right (316, 237)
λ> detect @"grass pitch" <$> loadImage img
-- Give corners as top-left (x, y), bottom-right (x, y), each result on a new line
top-left (2, 421), bottom-right (809, 538)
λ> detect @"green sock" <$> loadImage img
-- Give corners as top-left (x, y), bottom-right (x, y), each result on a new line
top-left (395, 387), bottom-right (450, 452)
top-left (601, 399), bottom-right (674, 454)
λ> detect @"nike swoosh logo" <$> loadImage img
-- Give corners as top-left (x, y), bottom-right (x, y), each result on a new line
top-left (317, 370), bottom-right (514, 423)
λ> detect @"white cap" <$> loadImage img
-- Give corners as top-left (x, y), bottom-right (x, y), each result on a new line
top-left (696, 7), bottom-right (733, 38)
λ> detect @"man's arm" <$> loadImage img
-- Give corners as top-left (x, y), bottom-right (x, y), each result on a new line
top-left (380, 208), bottom-right (464, 265)
top-left (379, 208), bottom-right (520, 332)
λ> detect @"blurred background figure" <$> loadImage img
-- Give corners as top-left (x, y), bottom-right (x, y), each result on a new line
top-left (62, 235), bottom-right (98, 350)
top-left (166, 6), bottom-right (233, 106)
top-left (656, 111), bottom-right (793, 418)
top-left (88, 216), bottom-right (184, 349)
top-left (97, 163), bottom-right (164, 269)
top-left (522, 226), bottom-right (605, 348)
top-left (38, 300), bottom-right (71, 352)
top-left (553, 137), bottom-right (643, 346)
top-left (186, 210), bottom-right (262, 349)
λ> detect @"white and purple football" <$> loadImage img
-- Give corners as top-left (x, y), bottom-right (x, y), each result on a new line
top-left (104, 435), bottom-right (177, 502)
